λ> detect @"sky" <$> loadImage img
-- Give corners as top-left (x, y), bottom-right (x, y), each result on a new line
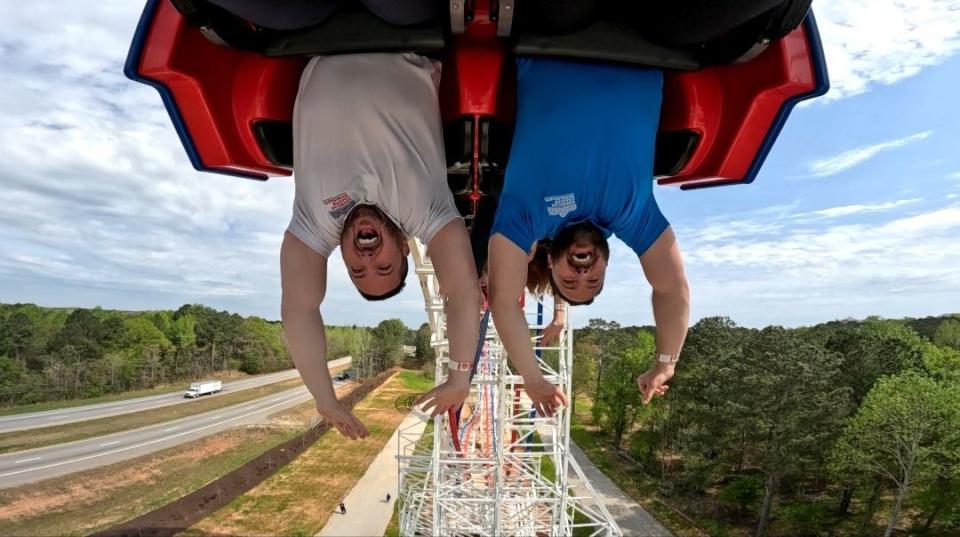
top-left (0, 1), bottom-right (959, 329)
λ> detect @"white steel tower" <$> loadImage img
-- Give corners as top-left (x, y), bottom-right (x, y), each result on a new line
top-left (399, 239), bottom-right (621, 536)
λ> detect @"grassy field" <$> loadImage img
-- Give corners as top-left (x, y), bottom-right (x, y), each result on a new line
top-left (0, 384), bottom-right (339, 536)
top-left (0, 377), bottom-right (309, 454)
top-left (182, 370), bottom-right (431, 537)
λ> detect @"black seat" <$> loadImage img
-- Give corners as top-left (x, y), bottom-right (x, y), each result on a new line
top-left (264, 6), bottom-right (447, 57)
top-left (514, 17), bottom-right (700, 71)
top-left (172, 0), bottom-right (448, 56)
top-left (511, 0), bottom-right (811, 70)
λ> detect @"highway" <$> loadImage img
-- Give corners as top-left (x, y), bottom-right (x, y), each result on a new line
top-left (0, 357), bottom-right (351, 433)
top-left (0, 378), bottom-right (352, 489)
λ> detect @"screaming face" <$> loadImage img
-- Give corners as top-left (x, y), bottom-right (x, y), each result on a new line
top-left (546, 222), bottom-right (610, 305)
top-left (340, 205), bottom-right (409, 298)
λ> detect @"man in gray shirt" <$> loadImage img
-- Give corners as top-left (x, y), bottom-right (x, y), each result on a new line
top-left (281, 53), bottom-right (480, 439)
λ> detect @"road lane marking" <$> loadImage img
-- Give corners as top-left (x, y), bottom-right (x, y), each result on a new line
top-left (0, 395), bottom-right (314, 480)
top-left (99, 441), bottom-right (120, 447)
top-left (209, 415), bottom-right (223, 420)
top-left (47, 416), bottom-right (67, 420)
top-left (163, 426), bottom-right (180, 432)
top-left (14, 456), bottom-right (42, 464)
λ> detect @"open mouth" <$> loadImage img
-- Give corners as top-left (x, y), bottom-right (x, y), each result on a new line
top-left (569, 249), bottom-right (595, 268)
top-left (356, 228), bottom-right (380, 248)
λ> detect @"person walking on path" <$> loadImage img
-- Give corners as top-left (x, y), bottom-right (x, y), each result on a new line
top-left (339, 502), bottom-right (346, 515)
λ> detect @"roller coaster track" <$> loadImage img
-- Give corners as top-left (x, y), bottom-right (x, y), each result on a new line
top-left (398, 239), bottom-right (621, 536)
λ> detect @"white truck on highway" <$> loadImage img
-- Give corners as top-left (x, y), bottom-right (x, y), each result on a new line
top-left (184, 380), bottom-right (222, 398)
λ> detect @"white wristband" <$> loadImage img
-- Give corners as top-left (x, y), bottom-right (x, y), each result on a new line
top-left (656, 353), bottom-right (679, 365)
top-left (448, 361), bottom-right (472, 372)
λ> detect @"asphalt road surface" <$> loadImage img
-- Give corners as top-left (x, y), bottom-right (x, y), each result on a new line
top-left (0, 357), bottom-right (351, 433)
top-left (0, 377), bottom-right (352, 489)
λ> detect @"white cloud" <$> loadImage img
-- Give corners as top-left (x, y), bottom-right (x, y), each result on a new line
top-left (816, 0), bottom-right (960, 101)
top-left (1, 1), bottom-right (957, 331)
top-left (798, 197), bottom-right (921, 218)
top-left (0, 1), bottom-right (429, 326)
top-left (950, 172), bottom-right (960, 179)
top-left (807, 131), bottom-right (931, 177)
top-left (668, 205), bottom-right (960, 327)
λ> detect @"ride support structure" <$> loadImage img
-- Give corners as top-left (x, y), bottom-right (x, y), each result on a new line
top-left (399, 239), bottom-right (621, 536)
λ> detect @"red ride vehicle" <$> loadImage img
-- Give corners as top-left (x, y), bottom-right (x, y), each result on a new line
top-left (125, 0), bottom-right (828, 218)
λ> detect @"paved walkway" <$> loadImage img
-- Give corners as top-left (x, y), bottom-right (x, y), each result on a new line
top-left (318, 411), bottom-right (671, 537)
top-left (536, 423), bottom-right (672, 537)
top-left (316, 412), bottom-right (428, 537)
top-left (567, 441), bottom-right (673, 536)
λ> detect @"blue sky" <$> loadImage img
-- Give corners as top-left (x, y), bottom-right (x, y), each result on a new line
top-left (0, 0), bottom-right (958, 329)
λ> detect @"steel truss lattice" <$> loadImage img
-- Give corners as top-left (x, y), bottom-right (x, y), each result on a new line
top-left (399, 240), bottom-right (621, 536)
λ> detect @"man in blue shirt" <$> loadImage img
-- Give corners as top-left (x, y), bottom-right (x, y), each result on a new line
top-left (488, 58), bottom-right (691, 415)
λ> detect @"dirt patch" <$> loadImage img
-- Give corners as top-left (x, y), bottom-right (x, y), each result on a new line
top-left (0, 434), bottom-right (248, 521)
top-left (90, 369), bottom-right (398, 537)
top-left (187, 370), bottom-right (425, 537)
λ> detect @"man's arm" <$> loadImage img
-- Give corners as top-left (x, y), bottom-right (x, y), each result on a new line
top-left (488, 233), bottom-right (568, 416)
top-left (414, 221), bottom-right (480, 416)
top-left (427, 220), bottom-right (482, 368)
top-left (280, 231), bottom-right (368, 439)
top-left (636, 227), bottom-right (690, 404)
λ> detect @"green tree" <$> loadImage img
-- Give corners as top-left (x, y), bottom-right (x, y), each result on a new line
top-left (914, 474), bottom-right (960, 533)
top-left (570, 338), bottom-right (598, 415)
top-left (933, 318), bottom-right (960, 350)
top-left (739, 327), bottom-right (849, 537)
top-left (669, 317), bottom-right (752, 486)
top-left (0, 311), bottom-right (36, 367)
top-left (826, 319), bottom-right (931, 516)
top-left (372, 319), bottom-right (408, 370)
top-left (122, 317), bottom-right (173, 387)
top-left (831, 372), bottom-right (960, 537)
top-left (596, 331), bottom-right (655, 447)
top-left (412, 322), bottom-right (435, 371)
top-left (718, 475), bottom-right (764, 516)
top-left (351, 328), bottom-right (374, 379)
top-left (0, 355), bottom-right (29, 405)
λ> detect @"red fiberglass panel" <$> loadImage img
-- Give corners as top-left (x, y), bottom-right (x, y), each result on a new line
top-left (138, 0), bottom-right (305, 178)
top-left (658, 23), bottom-right (817, 188)
top-left (439, 0), bottom-right (512, 122)
top-left (132, 1), bottom-right (822, 187)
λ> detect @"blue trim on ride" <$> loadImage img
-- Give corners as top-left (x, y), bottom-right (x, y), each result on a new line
top-left (685, 10), bottom-right (830, 190)
top-left (455, 309), bottom-right (490, 424)
top-left (123, 0), bottom-right (266, 180)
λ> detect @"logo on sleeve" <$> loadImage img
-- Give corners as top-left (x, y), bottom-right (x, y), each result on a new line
top-left (545, 193), bottom-right (577, 218)
top-left (324, 192), bottom-right (357, 220)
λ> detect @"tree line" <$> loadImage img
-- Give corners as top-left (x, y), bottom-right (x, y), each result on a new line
top-left (0, 303), bottom-right (425, 408)
top-left (572, 314), bottom-right (960, 537)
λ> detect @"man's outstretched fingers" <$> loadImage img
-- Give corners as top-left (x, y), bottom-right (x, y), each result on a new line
top-left (336, 421), bottom-right (355, 440)
top-left (353, 415), bottom-right (369, 438)
top-left (642, 384), bottom-right (657, 405)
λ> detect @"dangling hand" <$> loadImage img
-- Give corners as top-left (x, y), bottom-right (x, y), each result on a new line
top-left (415, 373), bottom-right (470, 417)
top-left (636, 364), bottom-right (673, 404)
top-left (540, 320), bottom-right (564, 347)
top-left (525, 375), bottom-right (569, 417)
top-left (316, 399), bottom-right (369, 440)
